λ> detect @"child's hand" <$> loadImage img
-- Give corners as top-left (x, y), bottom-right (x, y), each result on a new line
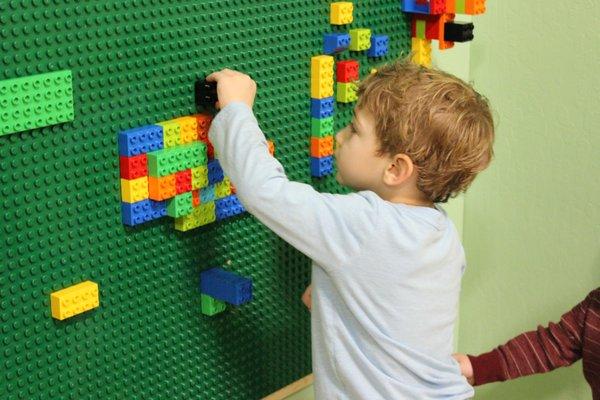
top-left (452, 353), bottom-right (474, 385)
top-left (205, 69), bottom-right (256, 110)
top-left (301, 284), bottom-right (312, 312)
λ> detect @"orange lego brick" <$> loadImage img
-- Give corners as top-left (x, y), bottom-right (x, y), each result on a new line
top-left (148, 174), bottom-right (176, 201)
top-left (310, 136), bottom-right (334, 158)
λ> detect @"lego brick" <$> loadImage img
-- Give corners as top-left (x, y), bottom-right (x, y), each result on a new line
top-left (119, 154), bottom-right (148, 180)
top-left (195, 78), bottom-right (218, 109)
top-left (194, 113), bottom-right (213, 142)
top-left (207, 159), bottom-right (224, 185)
top-left (267, 140), bottom-right (275, 156)
top-left (444, 22), bottom-right (474, 42)
top-left (412, 18), bottom-right (427, 39)
top-left (175, 169), bottom-right (192, 194)
top-left (191, 165), bottom-right (209, 190)
top-left (192, 189), bottom-right (200, 207)
top-left (121, 199), bottom-right (167, 226)
top-left (310, 136), bottom-right (334, 158)
top-left (200, 267), bottom-right (253, 306)
top-left (464, 0), bottom-right (486, 15)
top-left (50, 281), bottom-right (99, 321)
top-left (174, 201), bottom-right (216, 231)
top-left (157, 120), bottom-right (181, 148)
top-left (311, 117), bottom-right (334, 138)
top-left (336, 82), bottom-right (358, 103)
top-left (310, 97), bottom-right (335, 119)
top-left (367, 35), bottom-right (389, 57)
top-left (401, 0), bottom-right (446, 14)
top-left (176, 116), bottom-right (198, 144)
top-left (148, 174), bottom-right (176, 201)
top-left (336, 60), bottom-right (359, 83)
top-left (349, 28), bottom-right (371, 51)
top-left (167, 192), bottom-right (193, 218)
top-left (201, 294), bottom-right (227, 316)
top-left (424, 13), bottom-right (455, 50)
top-left (323, 32), bottom-right (351, 54)
top-left (330, 2), bottom-right (353, 25)
top-left (455, 0), bottom-right (466, 14)
top-left (215, 177), bottom-right (232, 199)
top-left (201, 185), bottom-right (216, 203)
top-left (120, 176), bottom-right (149, 203)
top-left (310, 156), bottom-right (334, 177)
top-left (0, 70), bottom-right (74, 137)
top-left (215, 194), bottom-right (245, 220)
top-left (310, 55), bottom-right (334, 99)
top-left (411, 37), bottom-right (432, 67)
top-left (118, 125), bottom-right (164, 157)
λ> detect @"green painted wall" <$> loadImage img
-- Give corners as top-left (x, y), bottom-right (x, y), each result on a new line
top-left (460, 1), bottom-right (600, 400)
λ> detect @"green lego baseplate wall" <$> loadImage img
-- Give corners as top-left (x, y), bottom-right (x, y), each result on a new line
top-left (0, 2), bottom-right (409, 399)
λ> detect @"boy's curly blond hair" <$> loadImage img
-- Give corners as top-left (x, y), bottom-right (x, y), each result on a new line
top-left (357, 60), bottom-right (495, 203)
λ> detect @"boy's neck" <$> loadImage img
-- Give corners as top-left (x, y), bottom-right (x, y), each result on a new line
top-left (375, 185), bottom-right (435, 208)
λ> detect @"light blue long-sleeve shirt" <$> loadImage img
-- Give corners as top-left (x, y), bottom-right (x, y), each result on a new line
top-left (209, 102), bottom-right (474, 400)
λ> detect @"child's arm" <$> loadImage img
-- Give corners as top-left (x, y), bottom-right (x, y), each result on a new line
top-left (206, 70), bottom-right (379, 270)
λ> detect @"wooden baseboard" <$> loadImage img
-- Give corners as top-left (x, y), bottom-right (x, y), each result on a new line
top-left (262, 374), bottom-right (314, 400)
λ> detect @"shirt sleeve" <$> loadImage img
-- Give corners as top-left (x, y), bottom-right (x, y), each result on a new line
top-left (468, 291), bottom-right (592, 386)
top-left (208, 102), bottom-right (380, 271)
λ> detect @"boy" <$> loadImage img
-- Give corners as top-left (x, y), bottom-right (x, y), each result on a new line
top-left (206, 60), bottom-right (494, 399)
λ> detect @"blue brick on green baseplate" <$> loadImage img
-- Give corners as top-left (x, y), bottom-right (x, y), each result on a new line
top-left (0, 0), bottom-right (408, 398)
top-left (121, 199), bottom-right (166, 226)
top-left (367, 35), bottom-right (389, 57)
top-left (310, 97), bottom-right (335, 119)
top-left (311, 156), bottom-right (334, 177)
top-left (118, 125), bottom-right (164, 157)
top-left (200, 267), bottom-right (253, 306)
top-left (323, 33), bottom-right (351, 54)
top-left (207, 159), bottom-right (224, 185)
top-left (215, 195), bottom-right (245, 220)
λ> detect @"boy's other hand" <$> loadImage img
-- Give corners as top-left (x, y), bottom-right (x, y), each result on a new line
top-left (301, 284), bottom-right (312, 312)
top-left (452, 353), bottom-right (474, 385)
top-left (205, 69), bottom-right (256, 110)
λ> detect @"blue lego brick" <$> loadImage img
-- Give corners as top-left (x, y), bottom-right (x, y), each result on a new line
top-left (323, 32), bottom-right (351, 54)
top-left (310, 97), bottom-right (335, 119)
top-left (200, 267), bottom-right (253, 306)
top-left (215, 194), bottom-right (246, 220)
top-left (401, 0), bottom-right (431, 14)
top-left (310, 156), bottom-right (334, 177)
top-left (367, 35), bottom-right (389, 57)
top-left (118, 125), bottom-right (164, 157)
top-left (121, 199), bottom-right (166, 226)
top-left (201, 185), bottom-right (216, 203)
top-left (207, 159), bottom-right (224, 185)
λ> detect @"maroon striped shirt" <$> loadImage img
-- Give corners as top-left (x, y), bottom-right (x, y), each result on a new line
top-left (468, 288), bottom-right (600, 399)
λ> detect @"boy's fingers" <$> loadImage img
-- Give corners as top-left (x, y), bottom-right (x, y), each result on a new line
top-left (205, 71), bottom-right (222, 82)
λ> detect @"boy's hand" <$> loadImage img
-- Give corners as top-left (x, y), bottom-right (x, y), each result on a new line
top-left (452, 353), bottom-right (474, 385)
top-left (205, 69), bottom-right (256, 110)
top-left (301, 284), bottom-right (312, 312)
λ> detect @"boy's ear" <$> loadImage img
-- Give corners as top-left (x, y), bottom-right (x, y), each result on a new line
top-left (383, 153), bottom-right (415, 186)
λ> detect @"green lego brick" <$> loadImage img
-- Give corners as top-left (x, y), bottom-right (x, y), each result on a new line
top-left (455, 0), bottom-right (466, 14)
top-left (201, 294), bottom-right (227, 316)
top-left (416, 19), bottom-right (426, 39)
top-left (0, 1), bottom-right (409, 399)
top-left (349, 28), bottom-right (372, 51)
top-left (174, 201), bottom-right (216, 231)
top-left (311, 117), bottom-right (334, 137)
top-left (336, 82), bottom-right (358, 103)
top-left (0, 70), bottom-right (74, 136)
top-left (167, 192), bottom-right (193, 218)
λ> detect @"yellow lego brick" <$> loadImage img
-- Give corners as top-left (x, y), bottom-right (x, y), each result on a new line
top-left (330, 2), bottom-right (353, 25)
top-left (157, 120), bottom-right (181, 148)
top-left (310, 55), bottom-right (334, 99)
top-left (411, 38), bottom-right (432, 67)
top-left (191, 165), bottom-right (208, 190)
top-left (349, 28), bottom-right (371, 51)
top-left (174, 202), bottom-right (216, 231)
top-left (175, 116), bottom-right (198, 144)
top-left (50, 281), bottom-right (99, 320)
top-left (120, 176), bottom-right (149, 203)
top-left (336, 82), bottom-right (358, 103)
top-left (215, 177), bottom-right (232, 199)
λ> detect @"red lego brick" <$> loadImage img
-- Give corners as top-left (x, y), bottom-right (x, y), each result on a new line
top-left (430, 0), bottom-right (447, 14)
top-left (119, 154), bottom-right (148, 179)
top-left (192, 189), bottom-right (200, 207)
top-left (175, 169), bottom-right (192, 194)
top-left (207, 142), bottom-right (215, 159)
top-left (336, 60), bottom-right (359, 83)
top-left (424, 13), bottom-right (455, 49)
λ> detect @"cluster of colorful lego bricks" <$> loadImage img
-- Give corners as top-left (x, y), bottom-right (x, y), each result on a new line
top-left (119, 114), bottom-right (258, 230)
top-left (50, 281), bottom-right (99, 321)
top-left (403, 0), bottom-right (486, 66)
top-left (199, 267), bottom-right (253, 316)
top-left (309, 2), bottom-right (390, 178)
top-left (0, 70), bottom-right (74, 136)
top-left (1, 1), bottom-right (408, 399)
